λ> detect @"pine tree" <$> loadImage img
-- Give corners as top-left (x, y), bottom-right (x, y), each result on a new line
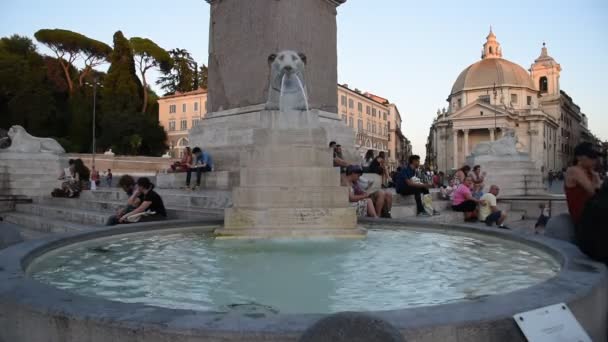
top-left (101, 31), bottom-right (142, 114)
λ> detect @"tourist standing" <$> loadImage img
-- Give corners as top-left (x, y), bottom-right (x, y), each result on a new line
top-left (106, 169), bottom-right (113, 187)
top-left (478, 185), bottom-right (508, 229)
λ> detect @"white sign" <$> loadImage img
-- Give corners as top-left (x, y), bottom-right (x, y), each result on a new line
top-left (514, 303), bottom-right (591, 342)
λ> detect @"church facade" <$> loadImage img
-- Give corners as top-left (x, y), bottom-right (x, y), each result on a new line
top-left (426, 29), bottom-right (600, 174)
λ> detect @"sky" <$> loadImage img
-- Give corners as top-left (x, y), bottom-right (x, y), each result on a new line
top-left (2, 0), bottom-right (607, 158)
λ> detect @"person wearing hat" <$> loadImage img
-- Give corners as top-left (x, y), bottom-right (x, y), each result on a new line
top-left (564, 142), bottom-right (601, 225)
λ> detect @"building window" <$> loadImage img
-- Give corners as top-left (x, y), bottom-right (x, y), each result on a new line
top-left (349, 117), bottom-right (354, 128)
top-left (382, 112), bottom-right (386, 120)
top-left (457, 99), bottom-right (462, 108)
top-left (358, 102), bottom-right (363, 112)
top-left (341, 95), bottom-right (347, 106)
top-left (372, 108), bottom-right (376, 117)
top-left (182, 104), bottom-right (186, 113)
top-left (348, 99), bottom-right (354, 109)
top-left (192, 119), bottom-right (201, 127)
top-left (372, 123), bottom-right (376, 133)
top-left (527, 96), bottom-right (532, 106)
top-left (194, 102), bottom-right (199, 112)
top-left (168, 120), bottom-right (176, 131)
top-left (169, 105), bottom-right (176, 114)
top-left (480, 111), bottom-right (484, 116)
top-left (341, 114), bottom-right (347, 123)
top-left (539, 76), bottom-right (548, 93)
top-left (180, 119), bottom-right (187, 130)
top-left (366, 106), bottom-right (371, 115)
top-left (479, 95), bottom-right (490, 103)
top-left (367, 122), bottom-right (371, 131)
top-left (511, 94), bottom-right (518, 104)
top-left (358, 119), bottom-right (363, 130)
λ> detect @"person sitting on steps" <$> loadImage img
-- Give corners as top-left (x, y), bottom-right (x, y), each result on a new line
top-left (454, 165), bottom-right (471, 186)
top-left (185, 147), bottom-right (213, 190)
top-left (106, 175), bottom-right (144, 226)
top-left (478, 185), bottom-right (509, 229)
top-left (369, 151), bottom-right (389, 188)
top-left (344, 165), bottom-right (378, 218)
top-left (350, 165), bottom-right (393, 218)
top-left (170, 147), bottom-right (192, 173)
top-left (118, 177), bottom-right (167, 224)
top-left (452, 176), bottom-right (486, 222)
top-left (395, 155), bottom-right (438, 217)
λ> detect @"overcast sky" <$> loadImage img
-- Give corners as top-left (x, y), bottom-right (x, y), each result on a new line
top-left (2, 0), bottom-right (607, 158)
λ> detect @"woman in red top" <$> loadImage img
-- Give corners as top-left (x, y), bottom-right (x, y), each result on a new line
top-left (564, 142), bottom-right (601, 224)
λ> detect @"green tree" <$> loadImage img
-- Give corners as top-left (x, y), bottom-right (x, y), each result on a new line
top-left (34, 29), bottom-right (111, 93)
top-left (0, 35), bottom-right (59, 137)
top-left (101, 31), bottom-right (142, 115)
top-left (198, 64), bottom-right (208, 90)
top-left (156, 48), bottom-right (197, 95)
top-left (130, 37), bottom-right (173, 112)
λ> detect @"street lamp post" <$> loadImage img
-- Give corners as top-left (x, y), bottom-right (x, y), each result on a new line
top-left (85, 77), bottom-right (102, 170)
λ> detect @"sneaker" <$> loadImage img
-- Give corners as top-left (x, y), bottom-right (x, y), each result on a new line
top-left (191, 185), bottom-right (200, 191)
top-left (381, 211), bottom-right (392, 219)
top-left (417, 212), bottom-right (431, 217)
top-left (498, 224), bottom-right (510, 230)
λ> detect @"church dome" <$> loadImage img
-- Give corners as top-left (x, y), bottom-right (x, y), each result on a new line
top-left (450, 58), bottom-right (536, 95)
top-left (450, 29), bottom-right (536, 96)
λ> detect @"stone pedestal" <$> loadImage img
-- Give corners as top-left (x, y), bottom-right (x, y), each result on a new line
top-left (205, 0), bottom-right (346, 113)
top-left (466, 154), bottom-right (546, 197)
top-left (189, 106), bottom-right (358, 174)
top-left (214, 113), bottom-right (364, 239)
top-left (0, 152), bottom-right (64, 197)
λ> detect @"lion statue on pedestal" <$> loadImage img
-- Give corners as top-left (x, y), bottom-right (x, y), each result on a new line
top-left (1, 125), bottom-right (65, 154)
top-left (470, 129), bottom-right (519, 157)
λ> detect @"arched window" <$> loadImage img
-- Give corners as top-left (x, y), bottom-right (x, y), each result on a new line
top-left (539, 77), bottom-right (548, 93)
top-left (177, 137), bottom-right (189, 147)
top-left (489, 47), bottom-right (493, 54)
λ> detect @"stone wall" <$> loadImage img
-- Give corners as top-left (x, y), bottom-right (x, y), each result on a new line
top-left (68, 154), bottom-right (179, 175)
top-left (206, 0), bottom-right (342, 113)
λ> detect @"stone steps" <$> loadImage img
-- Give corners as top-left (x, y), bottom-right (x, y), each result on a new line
top-left (15, 203), bottom-right (110, 226)
top-left (79, 189), bottom-right (233, 209)
top-left (156, 171), bottom-right (239, 190)
top-left (34, 197), bottom-right (223, 219)
top-left (2, 212), bottom-right (91, 234)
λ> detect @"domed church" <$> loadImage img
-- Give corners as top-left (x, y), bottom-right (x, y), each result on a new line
top-left (427, 28), bottom-right (599, 173)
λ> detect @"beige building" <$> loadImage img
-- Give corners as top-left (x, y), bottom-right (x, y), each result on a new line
top-left (158, 85), bottom-right (408, 165)
top-left (337, 84), bottom-right (407, 169)
top-left (157, 88), bottom-right (208, 158)
top-left (427, 29), bottom-right (599, 174)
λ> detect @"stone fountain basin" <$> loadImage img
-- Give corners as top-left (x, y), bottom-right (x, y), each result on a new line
top-left (0, 218), bottom-right (606, 342)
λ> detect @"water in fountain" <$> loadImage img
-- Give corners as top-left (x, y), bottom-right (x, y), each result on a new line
top-left (279, 73), bottom-right (309, 113)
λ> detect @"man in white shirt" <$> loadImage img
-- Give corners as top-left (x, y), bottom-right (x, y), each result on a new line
top-left (478, 185), bottom-right (508, 229)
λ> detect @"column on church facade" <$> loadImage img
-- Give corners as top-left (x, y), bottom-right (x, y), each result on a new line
top-left (489, 128), bottom-right (495, 141)
top-left (453, 130), bottom-right (459, 169)
top-left (463, 129), bottom-right (470, 158)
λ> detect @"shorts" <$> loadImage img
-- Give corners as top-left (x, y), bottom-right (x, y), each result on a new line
top-left (452, 200), bottom-right (477, 212)
top-left (484, 211), bottom-right (502, 225)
